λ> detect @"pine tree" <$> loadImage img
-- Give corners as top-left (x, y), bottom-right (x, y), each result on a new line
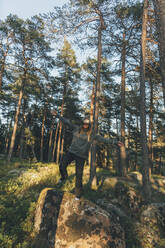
top-left (53, 38), bottom-right (81, 163)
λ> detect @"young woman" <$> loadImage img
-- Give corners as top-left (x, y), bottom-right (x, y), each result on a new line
top-left (52, 110), bottom-right (123, 198)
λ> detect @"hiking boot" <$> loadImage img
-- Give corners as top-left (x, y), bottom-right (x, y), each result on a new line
top-left (57, 178), bottom-right (65, 185)
top-left (75, 188), bottom-right (83, 198)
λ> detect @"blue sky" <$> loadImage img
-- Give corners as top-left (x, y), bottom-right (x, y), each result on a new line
top-left (1, 0), bottom-right (69, 20)
top-left (0, 0), bottom-right (92, 64)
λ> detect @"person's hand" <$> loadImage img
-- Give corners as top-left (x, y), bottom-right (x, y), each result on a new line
top-left (117, 141), bottom-right (124, 147)
top-left (51, 109), bottom-right (57, 116)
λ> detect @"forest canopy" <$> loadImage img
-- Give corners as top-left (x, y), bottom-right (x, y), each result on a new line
top-left (0, 0), bottom-right (164, 179)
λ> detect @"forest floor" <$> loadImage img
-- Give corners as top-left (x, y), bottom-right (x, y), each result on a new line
top-left (0, 157), bottom-right (165, 248)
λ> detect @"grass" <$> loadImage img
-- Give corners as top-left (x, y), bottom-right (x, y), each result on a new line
top-left (0, 158), bottom-right (164, 248)
top-left (0, 159), bottom-right (117, 247)
top-left (0, 159), bottom-right (60, 248)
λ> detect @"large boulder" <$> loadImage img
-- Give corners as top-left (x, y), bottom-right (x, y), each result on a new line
top-left (32, 188), bottom-right (126, 248)
top-left (135, 203), bottom-right (165, 248)
top-left (114, 181), bottom-right (142, 216)
top-left (128, 171), bottom-right (142, 184)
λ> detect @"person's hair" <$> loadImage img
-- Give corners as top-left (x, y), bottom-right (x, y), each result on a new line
top-left (79, 118), bottom-right (92, 140)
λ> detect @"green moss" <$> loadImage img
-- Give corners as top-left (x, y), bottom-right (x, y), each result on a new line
top-left (0, 158), bottom-right (164, 248)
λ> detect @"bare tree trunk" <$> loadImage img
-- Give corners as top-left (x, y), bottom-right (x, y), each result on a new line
top-left (19, 122), bottom-right (25, 160)
top-left (116, 114), bottom-right (120, 137)
top-left (90, 81), bottom-right (95, 125)
top-left (0, 36), bottom-right (10, 91)
top-left (40, 109), bottom-right (46, 162)
top-left (5, 115), bottom-right (11, 154)
top-left (51, 122), bottom-right (59, 162)
top-left (0, 61), bottom-right (5, 91)
top-left (152, 0), bottom-right (165, 106)
top-left (48, 120), bottom-right (54, 162)
top-left (31, 143), bottom-right (37, 161)
top-left (56, 122), bottom-right (63, 164)
top-left (56, 106), bottom-right (64, 164)
top-left (120, 31), bottom-right (127, 176)
top-left (5, 135), bottom-right (10, 155)
top-left (127, 115), bottom-right (132, 171)
top-left (158, 151), bottom-right (162, 174)
top-left (134, 115), bottom-right (139, 171)
top-left (60, 129), bottom-right (65, 161)
top-left (19, 128), bottom-right (24, 159)
top-left (7, 88), bottom-right (23, 162)
top-left (140, 0), bottom-right (151, 200)
top-left (56, 82), bottom-right (66, 164)
top-left (19, 99), bottom-right (27, 160)
top-left (88, 81), bottom-right (95, 166)
top-left (105, 148), bottom-right (110, 168)
top-left (89, 24), bottom-right (103, 188)
top-left (148, 78), bottom-right (154, 173)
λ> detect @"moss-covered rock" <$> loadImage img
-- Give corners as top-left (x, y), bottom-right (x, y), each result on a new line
top-left (135, 203), bottom-right (165, 248)
top-left (33, 188), bottom-right (126, 248)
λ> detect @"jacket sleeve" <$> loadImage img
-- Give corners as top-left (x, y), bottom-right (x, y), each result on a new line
top-left (55, 113), bottom-right (77, 129)
top-left (93, 134), bottom-right (118, 145)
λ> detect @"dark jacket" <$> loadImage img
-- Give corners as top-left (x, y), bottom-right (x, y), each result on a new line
top-left (55, 113), bottom-right (117, 159)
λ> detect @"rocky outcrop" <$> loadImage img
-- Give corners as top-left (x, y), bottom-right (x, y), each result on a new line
top-left (32, 188), bottom-right (126, 248)
top-left (135, 203), bottom-right (165, 248)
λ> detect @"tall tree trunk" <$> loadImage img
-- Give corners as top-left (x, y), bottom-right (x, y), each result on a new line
top-left (19, 125), bottom-right (25, 160)
top-left (152, 0), bottom-right (165, 107)
top-left (60, 129), bottom-right (65, 161)
top-left (31, 142), bottom-right (37, 162)
top-left (89, 23), bottom-right (103, 188)
top-left (56, 82), bottom-right (66, 164)
top-left (40, 109), bottom-right (46, 162)
top-left (116, 113), bottom-right (120, 136)
top-left (88, 81), bottom-right (95, 166)
top-left (120, 31), bottom-right (127, 176)
top-left (127, 114), bottom-right (132, 171)
top-left (48, 120), bottom-right (54, 162)
top-left (140, 0), bottom-right (151, 200)
top-left (134, 115), bottom-right (139, 171)
top-left (148, 78), bottom-right (154, 173)
top-left (0, 37), bottom-right (10, 91)
top-left (90, 81), bottom-right (95, 127)
top-left (51, 122), bottom-right (59, 162)
top-left (0, 60), bottom-right (5, 92)
top-left (19, 99), bottom-right (27, 160)
top-left (56, 104), bottom-right (65, 164)
top-left (56, 122), bottom-right (63, 164)
top-left (105, 148), bottom-right (110, 168)
top-left (5, 118), bottom-right (12, 155)
top-left (7, 88), bottom-right (23, 162)
top-left (158, 150), bottom-right (162, 174)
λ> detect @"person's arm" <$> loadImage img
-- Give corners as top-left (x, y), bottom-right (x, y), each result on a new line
top-left (93, 134), bottom-right (124, 147)
top-left (51, 109), bottom-right (77, 129)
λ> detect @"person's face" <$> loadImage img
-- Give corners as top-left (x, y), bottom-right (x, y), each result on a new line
top-left (83, 121), bottom-right (89, 129)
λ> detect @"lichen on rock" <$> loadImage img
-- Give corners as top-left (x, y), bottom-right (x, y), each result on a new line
top-left (32, 188), bottom-right (126, 248)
